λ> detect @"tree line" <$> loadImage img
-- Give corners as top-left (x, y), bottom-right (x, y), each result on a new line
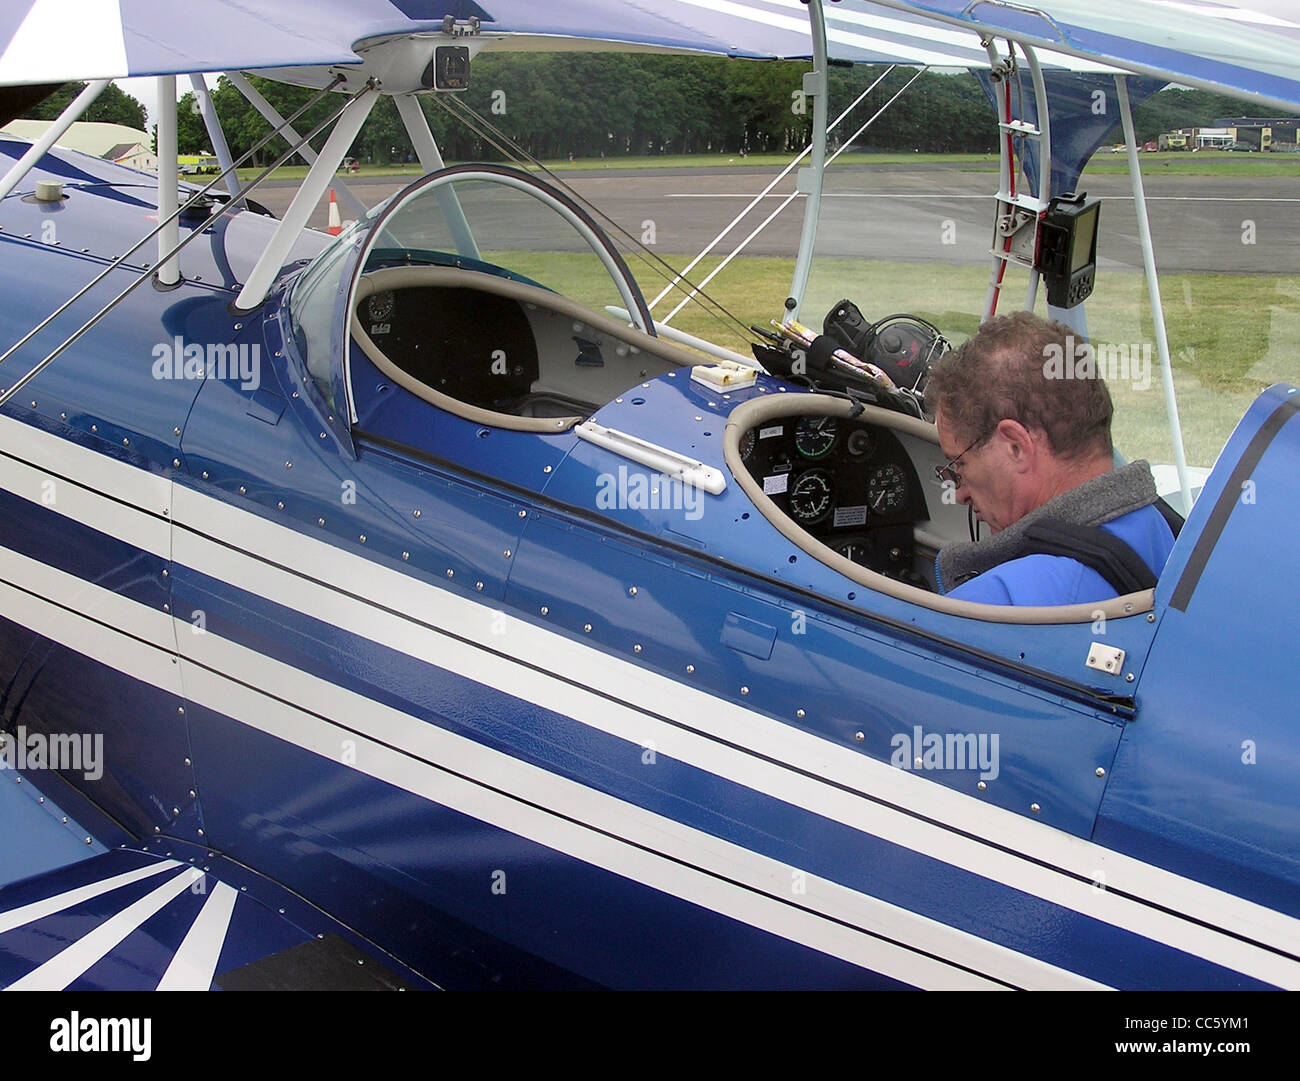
top-left (23, 82), bottom-right (147, 130)
top-left (24, 55), bottom-right (1292, 165)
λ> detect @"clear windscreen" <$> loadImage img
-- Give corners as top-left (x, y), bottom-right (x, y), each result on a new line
top-left (792, 72), bottom-right (1300, 485)
top-left (366, 176), bottom-right (632, 317)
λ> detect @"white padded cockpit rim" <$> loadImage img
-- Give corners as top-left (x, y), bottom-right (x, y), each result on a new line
top-left (351, 266), bottom-right (703, 434)
top-left (723, 392), bottom-right (1157, 626)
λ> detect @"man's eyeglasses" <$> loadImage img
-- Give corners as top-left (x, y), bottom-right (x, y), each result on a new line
top-left (934, 429), bottom-right (993, 488)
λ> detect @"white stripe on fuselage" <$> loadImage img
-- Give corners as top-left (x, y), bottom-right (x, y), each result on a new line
top-left (0, 541), bottom-right (1059, 989)
top-left (0, 411), bottom-right (1296, 986)
top-left (169, 506), bottom-right (1300, 987)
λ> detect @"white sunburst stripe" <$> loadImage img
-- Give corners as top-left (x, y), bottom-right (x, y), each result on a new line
top-left (6, 867), bottom-right (201, 991)
top-left (664, 0), bottom-right (975, 66)
top-left (669, 0), bottom-right (1121, 71)
top-left (0, 858), bottom-right (179, 936)
top-left (1149, 1), bottom-right (1300, 30)
top-left (748, 0), bottom-right (991, 55)
top-left (156, 882), bottom-right (238, 991)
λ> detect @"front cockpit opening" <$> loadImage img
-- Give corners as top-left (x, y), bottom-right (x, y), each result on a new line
top-left (289, 165), bottom-right (712, 431)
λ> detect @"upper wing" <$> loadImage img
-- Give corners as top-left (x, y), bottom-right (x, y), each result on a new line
top-left (864, 0), bottom-right (1300, 110)
top-left (3, 0), bottom-right (1297, 101)
top-left (0, 0), bottom-right (1133, 91)
top-left (0, 0), bottom-right (371, 86)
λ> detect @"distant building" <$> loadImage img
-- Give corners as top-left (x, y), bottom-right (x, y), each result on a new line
top-left (0, 119), bottom-right (158, 171)
top-left (1194, 126), bottom-right (1234, 149)
top-left (1155, 120), bottom-right (1298, 151)
top-left (1210, 117), bottom-right (1300, 151)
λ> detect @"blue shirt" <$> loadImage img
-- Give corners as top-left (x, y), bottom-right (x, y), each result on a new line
top-left (945, 504), bottom-right (1176, 606)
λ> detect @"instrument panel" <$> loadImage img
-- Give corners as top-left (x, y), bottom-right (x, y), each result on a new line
top-left (738, 414), bottom-right (930, 582)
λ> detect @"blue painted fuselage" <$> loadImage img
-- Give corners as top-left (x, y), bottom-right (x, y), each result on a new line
top-left (0, 144), bottom-right (1296, 990)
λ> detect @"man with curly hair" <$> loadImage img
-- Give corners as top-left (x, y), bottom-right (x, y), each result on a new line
top-left (925, 311), bottom-right (1177, 605)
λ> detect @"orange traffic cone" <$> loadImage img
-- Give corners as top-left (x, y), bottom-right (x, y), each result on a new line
top-left (327, 188), bottom-right (342, 236)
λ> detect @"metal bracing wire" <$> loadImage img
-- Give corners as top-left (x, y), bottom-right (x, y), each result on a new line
top-left (1116, 74), bottom-right (1193, 511)
top-left (0, 75), bottom-right (345, 376)
top-left (225, 70), bottom-right (367, 219)
top-left (0, 83), bottom-right (363, 409)
top-left (660, 64), bottom-right (928, 327)
top-left (648, 65), bottom-right (898, 313)
top-left (431, 92), bottom-right (756, 346)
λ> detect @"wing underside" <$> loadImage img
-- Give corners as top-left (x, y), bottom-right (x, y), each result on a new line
top-left (3, 1), bottom-right (1297, 110)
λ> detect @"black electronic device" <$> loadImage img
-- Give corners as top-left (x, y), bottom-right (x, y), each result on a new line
top-left (823, 299), bottom-right (947, 396)
top-left (424, 45), bottom-right (470, 91)
top-left (1035, 192), bottom-right (1100, 308)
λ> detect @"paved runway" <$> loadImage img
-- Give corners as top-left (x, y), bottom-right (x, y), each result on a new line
top-left (257, 162), bottom-right (1300, 275)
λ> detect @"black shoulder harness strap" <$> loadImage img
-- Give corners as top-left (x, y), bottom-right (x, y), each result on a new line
top-left (1020, 519), bottom-right (1158, 595)
top-left (1153, 496), bottom-right (1184, 539)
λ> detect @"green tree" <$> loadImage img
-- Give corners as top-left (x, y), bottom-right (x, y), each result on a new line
top-left (24, 81), bottom-right (147, 130)
top-left (174, 91), bottom-right (209, 154)
top-left (136, 55), bottom-right (1007, 173)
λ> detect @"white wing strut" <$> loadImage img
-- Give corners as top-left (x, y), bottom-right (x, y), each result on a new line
top-left (235, 86), bottom-right (379, 311)
top-left (156, 76), bottom-right (179, 286)
top-left (1116, 74), bottom-right (1193, 513)
top-left (0, 79), bottom-right (108, 202)
top-left (225, 70), bottom-right (366, 219)
top-left (393, 93), bottom-right (481, 261)
top-left (190, 73), bottom-right (241, 205)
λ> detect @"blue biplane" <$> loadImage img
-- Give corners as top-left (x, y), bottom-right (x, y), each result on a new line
top-left (0, 0), bottom-right (1296, 990)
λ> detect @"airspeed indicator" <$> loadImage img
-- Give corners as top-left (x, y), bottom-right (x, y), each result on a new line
top-left (790, 470), bottom-right (834, 525)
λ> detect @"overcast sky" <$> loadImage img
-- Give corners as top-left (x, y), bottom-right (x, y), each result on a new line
top-left (115, 76), bottom-right (191, 128)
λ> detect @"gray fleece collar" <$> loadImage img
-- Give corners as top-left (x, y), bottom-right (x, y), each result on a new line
top-left (937, 459), bottom-right (1158, 592)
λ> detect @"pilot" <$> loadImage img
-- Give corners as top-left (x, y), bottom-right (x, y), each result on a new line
top-left (924, 311), bottom-right (1177, 605)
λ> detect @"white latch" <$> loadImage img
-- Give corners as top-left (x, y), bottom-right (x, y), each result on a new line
top-left (1085, 642), bottom-right (1126, 676)
top-left (691, 360), bottom-right (757, 391)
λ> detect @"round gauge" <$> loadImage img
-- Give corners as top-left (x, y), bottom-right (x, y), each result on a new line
top-left (846, 428), bottom-right (875, 458)
top-left (789, 469), bottom-right (835, 525)
top-left (367, 290), bottom-right (395, 321)
top-left (739, 428), bottom-right (756, 462)
top-left (794, 416), bottom-right (837, 459)
top-left (830, 537), bottom-right (873, 567)
top-left (867, 463), bottom-right (908, 515)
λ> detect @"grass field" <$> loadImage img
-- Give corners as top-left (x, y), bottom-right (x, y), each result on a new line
top-left (235, 149), bottom-right (1300, 183)
top-left (1079, 149), bottom-right (1300, 178)
top-left (277, 147), bottom-right (1299, 471)
top-left (235, 153), bottom-right (1000, 182)
top-left (492, 247), bottom-right (1297, 470)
